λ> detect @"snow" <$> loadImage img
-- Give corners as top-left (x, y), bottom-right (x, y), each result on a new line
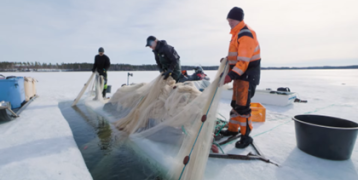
top-left (0, 72), bottom-right (93, 180)
top-left (207, 69), bottom-right (358, 180)
top-left (0, 69), bottom-right (357, 180)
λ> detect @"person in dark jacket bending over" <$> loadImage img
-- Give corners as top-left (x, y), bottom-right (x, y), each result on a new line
top-left (92, 47), bottom-right (111, 98)
top-left (145, 36), bottom-right (183, 82)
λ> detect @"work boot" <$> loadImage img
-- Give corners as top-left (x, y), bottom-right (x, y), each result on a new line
top-left (220, 129), bottom-right (239, 137)
top-left (235, 135), bottom-right (253, 149)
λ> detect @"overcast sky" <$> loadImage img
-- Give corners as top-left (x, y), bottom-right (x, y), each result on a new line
top-left (0, 0), bottom-right (357, 67)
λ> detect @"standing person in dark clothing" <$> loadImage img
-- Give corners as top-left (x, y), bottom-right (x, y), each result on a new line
top-left (92, 47), bottom-right (111, 98)
top-left (145, 36), bottom-right (183, 82)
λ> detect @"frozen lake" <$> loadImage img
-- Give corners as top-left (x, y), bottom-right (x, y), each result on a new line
top-left (0, 69), bottom-right (357, 180)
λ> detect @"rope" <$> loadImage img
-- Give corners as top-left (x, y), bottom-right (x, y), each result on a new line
top-left (217, 112), bottom-right (227, 121)
top-left (303, 104), bottom-right (335, 114)
top-left (215, 120), bottom-right (227, 136)
top-left (181, 125), bottom-right (188, 136)
top-left (178, 61), bottom-right (228, 180)
top-left (213, 142), bottom-right (225, 154)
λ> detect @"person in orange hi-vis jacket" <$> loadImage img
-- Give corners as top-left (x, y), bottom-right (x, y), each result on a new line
top-left (220, 7), bottom-right (261, 149)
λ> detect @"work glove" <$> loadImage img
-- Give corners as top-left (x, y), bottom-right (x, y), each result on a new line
top-left (103, 68), bottom-right (106, 73)
top-left (224, 75), bottom-right (232, 84)
top-left (162, 69), bottom-right (173, 80)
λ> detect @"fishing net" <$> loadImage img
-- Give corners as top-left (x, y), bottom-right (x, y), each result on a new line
top-left (81, 59), bottom-right (229, 180)
top-left (88, 74), bottom-right (105, 101)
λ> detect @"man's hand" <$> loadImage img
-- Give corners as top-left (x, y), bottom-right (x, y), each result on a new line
top-left (162, 69), bottom-right (173, 80)
top-left (224, 75), bottom-right (232, 84)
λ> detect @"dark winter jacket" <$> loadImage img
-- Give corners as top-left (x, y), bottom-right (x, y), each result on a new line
top-left (152, 40), bottom-right (182, 81)
top-left (92, 54), bottom-right (111, 75)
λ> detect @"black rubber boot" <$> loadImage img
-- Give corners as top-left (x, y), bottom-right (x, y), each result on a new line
top-left (219, 129), bottom-right (239, 137)
top-left (235, 135), bottom-right (253, 149)
top-left (235, 118), bottom-right (253, 149)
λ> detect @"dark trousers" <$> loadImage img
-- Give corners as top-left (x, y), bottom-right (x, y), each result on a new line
top-left (99, 72), bottom-right (107, 98)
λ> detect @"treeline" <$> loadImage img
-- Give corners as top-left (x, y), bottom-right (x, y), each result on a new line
top-left (0, 61), bottom-right (219, 72)
top-left (261, 65), bottom-right (358, 70)
top-left (1, 61), bottom-right (357, 72)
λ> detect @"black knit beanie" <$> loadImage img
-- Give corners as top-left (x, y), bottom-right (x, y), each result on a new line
top-left (227, 7), bottom-right (244, 21)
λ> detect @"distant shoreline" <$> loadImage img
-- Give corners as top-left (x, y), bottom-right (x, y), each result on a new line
top-left (0, 62), bottom-right (357, 72)
top-left (261, 65), bottom-right (358, 70)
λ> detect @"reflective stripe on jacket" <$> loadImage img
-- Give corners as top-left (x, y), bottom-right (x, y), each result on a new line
top-left (227, 21), bottom-right (261, 85)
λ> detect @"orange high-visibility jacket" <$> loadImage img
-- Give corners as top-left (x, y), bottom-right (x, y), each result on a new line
top-left (227, 21), bottom-right (261, 85)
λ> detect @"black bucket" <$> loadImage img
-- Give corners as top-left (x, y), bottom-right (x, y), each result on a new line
top-left (293, 114), bottom-right (358, 160)
top-left (106, 85), bottom-right (112, 93)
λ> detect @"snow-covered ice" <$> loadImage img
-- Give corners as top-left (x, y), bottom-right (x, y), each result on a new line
top-left (0, 72), bottom-right (94, 180)
top-left (0, 69), bottom-right (357, 180)
top-left (207, 69), bottom-right (358, 180)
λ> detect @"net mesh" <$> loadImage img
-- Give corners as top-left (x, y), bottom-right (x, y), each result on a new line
top-left (82, 59), bottom-right (229, 180)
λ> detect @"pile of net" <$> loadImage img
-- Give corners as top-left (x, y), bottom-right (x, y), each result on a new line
top-left (84, 59), bottom-right (229, 180)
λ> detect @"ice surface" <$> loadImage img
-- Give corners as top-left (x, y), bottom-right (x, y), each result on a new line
top-left (0, 72), bottom-right (94, 180)
top-left (207, 70), bottom-right (358, 180)
top-left (0, 70), bottom-right (357, 180)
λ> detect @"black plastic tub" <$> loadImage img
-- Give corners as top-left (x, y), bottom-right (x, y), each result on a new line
top-left (293, 114), bottom-right (358, 160)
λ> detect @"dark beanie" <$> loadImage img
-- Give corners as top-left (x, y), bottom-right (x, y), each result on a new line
top-left (98, 47), bottom-right (104, 52)
top-left (227, 7), bottom-right (244, 21)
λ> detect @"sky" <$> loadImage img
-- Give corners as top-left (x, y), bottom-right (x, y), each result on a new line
top-left (0, 0), bottom-right (357, 67)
